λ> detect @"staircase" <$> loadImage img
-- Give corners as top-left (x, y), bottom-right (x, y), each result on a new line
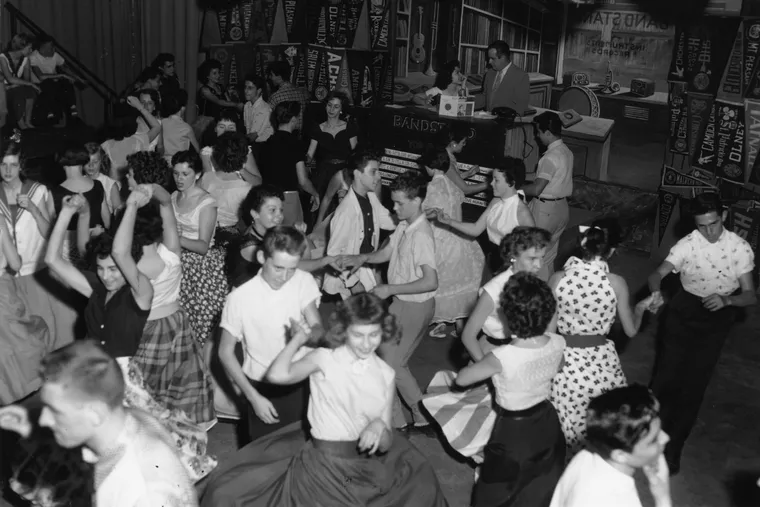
top-left (3, 2), bottom-right (120, 179)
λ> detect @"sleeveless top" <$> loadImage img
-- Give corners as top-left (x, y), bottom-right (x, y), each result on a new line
top-left (150, 243), bottom-right (182, 309)
top-left (490, 333), bottom-right (566, 411)
top-left (171, 192), bottom-right (217, 246)
top-left (228, 230), bottom-right (264, 289)
top-left (486, 194), bottom-right (522, 245)
top-left (0, 181), bottom-right (50, 276)
top-left (200, 171), bottom-right (251, 228)
top-left (554, 256), bottom-right (618, 336)
top-left (196, 84), bottom-right (224, 118)
top-left (0, 52), bottom-right (28, 85)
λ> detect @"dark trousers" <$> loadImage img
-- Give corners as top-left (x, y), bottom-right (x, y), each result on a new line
top-left (650, 289), bottom-right (736, 465)
top-left (247, 379), bottom-right (309, 443)
top-left (36, 79), bottom-right (76, 121)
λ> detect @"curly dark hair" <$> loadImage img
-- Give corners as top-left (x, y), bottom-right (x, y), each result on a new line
top-left (136, 88), bottom-right (161, 114)
top-left (499, 226), bottom-right (551, 268)
top-left (240, 185), bottom-right (284, 227)
top-left (322, 293), bottom-right (400, 349)
top-left (212, 132), bottom-right (248, 173)
top-left (493, 156), bottom-right (525, 188)
top-left (170, 150), bottom-right (202, 174)
top-left (499, 272), bottom-right (556, 339)
top-left (127, 151), bottom-right (170, 188)
top-left (113, 201), bottom-right (164, 248)
top-left (198, 59), bottom-right (222, 85)
top-left (579, 217), bottom-right (623, 261)
top-left (57, 143), bottom-right (90, 167)
top-left (270, 101), bottom-right (301, 129)
top-left (389, 170), bottom-right (427, 201)
top-left (586, 385), bottom-right (660, 459)
top-left (417, 147), bottom-right (449, 175)
top-left (324, 90), bottom-right (350, 117)
top-left (85, 231), bottom-right (143, 268)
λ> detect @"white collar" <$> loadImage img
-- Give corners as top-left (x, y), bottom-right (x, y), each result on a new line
top-left (403, 213), bottom-right (427, 232)
top-left (546, 139), bottom-right (563, 151)
top-left (251, 96), bottom-right (265, 108)
top-left (498, 63), bottom-right (512, 77)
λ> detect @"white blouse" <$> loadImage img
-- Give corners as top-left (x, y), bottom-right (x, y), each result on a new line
top-left (0, 182), bottom-right (49, 276)
top-left (150, 243), bottom-right (182, 309)
top-left (486, 194), bottom-right (522, 246)
top-left (171, 192), bottom-right (217, 246)
top-left (308, 346), bottom-right (395, 441)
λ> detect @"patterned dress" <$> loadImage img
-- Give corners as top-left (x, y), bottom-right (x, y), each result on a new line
top-left (173, 192), bottom-right (229, 347)
top-left (422, 173), bottom-right (485, 323)
top-left (549, 256), bottom-right (626, 458)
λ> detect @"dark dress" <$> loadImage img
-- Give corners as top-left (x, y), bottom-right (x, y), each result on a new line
top-left (227, 232), bottom-right (263, 289)
top-left (308, 121), bottom-right (359, 196)
top-left (260, 130), bottom-right (308, 225)
top-left (196, 84), bottom-right (225, 118)
top-left (81, 271), bottom-right (149, 358)
top-left (51, 181), bottom-right (105, 230)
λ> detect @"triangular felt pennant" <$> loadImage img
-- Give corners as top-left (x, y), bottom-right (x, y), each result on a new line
top-left (314, 47), bottom-right (331, 101)
top-left (315, 4), bottom-right (329, 46)
top-left (668, 82), bottom-right (689, 155)
top-left (369, 1), bottom-right (391, 50)
top-left (283, 0), bottom-right (298, 41)
top-left (306, 0), bottom-right (324, 44)
top-left (345, 0), bottom-right (365, 49)
top-left (295, 45), bottom-right (308, 89)
top-left (717, 23), bottom-right (745, 104)
top-left (306, 45), bottom-right (321, 95)
top-left (263, 0), bottom-right (279, 43)
top-left (686, 93), bottom-right (715, 159)
top-left (669, 23), bottom-right (687, 82)
top-left (346, 50), bottom-right (366, 105)
top-left (241, 0), bottom-right (255, 41)
top-left (713, 100), bottom-right (746, 183)
top-left (216, 8), bottom-right (230, 44)
top-left (381, 51), bottom-right (394, 103)
top-left (248, 1), bottom-right (270, 43)
top-left (338, 53), bottom-right (353, 103)
top-left (692, 102), bottom-right (718, 174)
top-left (281, 44), bottom-right (301, 83)
top-left (352, 0), bottom-right (370, 50)
top-left (270, 0), bottom-right (289, 44)
top-left (744, 20), bottom-right (760, 93)
top-left (661, 165), bottom-right (717, 189)
top-left (209, 46), bottom-right (233, 84)
top-left (324, 48), bottom-right (346, 91)
top-left (658, 190), bottom-right (679, 245)
top-left (686, 18), bottom-right (741, 96)
top-left (745, 99), bottom-right (760, 183)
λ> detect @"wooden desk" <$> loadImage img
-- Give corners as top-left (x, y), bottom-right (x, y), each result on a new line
top-left (511, 108), bottom-right (615, 181)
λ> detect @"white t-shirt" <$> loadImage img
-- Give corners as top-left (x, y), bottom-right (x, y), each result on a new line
top-left (308, 346), bottom-right (395, 441)
top-left (220, 270), bottom-right (321, 381)
top-left (480, 268), bottom-right (513, 339)
top-left (536, 139), bottom-right (574, 199)
top-left (550, 450), bottom-right (642, 507)
top-left (29, 51), bottom-right (65, 82)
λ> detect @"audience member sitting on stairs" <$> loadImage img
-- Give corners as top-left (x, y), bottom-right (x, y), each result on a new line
top-left (30, 34), bottom-right (80, 127)
top-left (0, 33), bottom-right (40, 129)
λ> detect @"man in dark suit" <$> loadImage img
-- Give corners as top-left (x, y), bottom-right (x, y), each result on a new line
top-left (474, 40), bottom-right (530, 114)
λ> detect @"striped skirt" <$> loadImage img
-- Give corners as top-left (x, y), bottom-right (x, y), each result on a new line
top-left (132, 309), bottom-right (215, 425)
top-left (422, 370), bottom-right (497, 463)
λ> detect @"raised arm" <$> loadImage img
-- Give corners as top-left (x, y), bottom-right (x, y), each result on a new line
top-left (112, 190), bottom-right (149, 291)
top-left (266, 319), bottom-right (322, 385)
top-left (240, 149), bottom-right (263, 186)
top-left (126, 96), bottom-right (161, 142)
top-left (44, 195), bottom-right (93, 298)
top-left (151, 184), bottom-right (181, 256)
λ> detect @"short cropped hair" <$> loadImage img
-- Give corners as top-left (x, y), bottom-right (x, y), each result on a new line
top-left (322, 293), bottom-right (401, 348)
top-left (41, 340), bottom-right (125, 409)
top-left (270, 101), bottom-right (301, 129)
top-left (212, 132), bottom-right (249, 173)
top-left (499, 272), bottom-right (556, 338)
top-left (260, 226), bottom-right (307, 259)
top-left (151, 53), bottom-right (174, 69)
top-left (128, 151), bottom-right (170, 188)
top-left (160, 89), bottom-right (188, 117)
top-left (586, 385), bottom-right (660, 459)
top-left (534, 111), bottom-right (562, 137)
top-left (493, 156), bottom-right (525, 188)
top-left (389, 170), bottom-right (427, 201)
top-left (240, 185), bottom-right (284, 227)
top-left (244, 74), bottom-right (268, 100)
top-left (347, 149), bottom-right (379, 174)
top-left (499, 226), bottom-right (551, 268)
top-left (690, 192), bottom-right (723, 217)
top-left (171, 150), bottom-right (202, 174)
top-left (487, 40), bottom-right (511, 58)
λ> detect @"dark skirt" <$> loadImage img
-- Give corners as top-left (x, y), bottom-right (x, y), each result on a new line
top-left (201, 422), bottom-right (449, 507)
top-left (132, 309), bottom-right (215, 425)
top-left (314, 159), bottom-right (345, 199)
top-left (472, 400), bottom-right (565, 507)
top-left (247, 380), bottom-right (309, 443)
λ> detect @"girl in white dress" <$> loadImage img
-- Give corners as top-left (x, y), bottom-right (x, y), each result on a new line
top-left (200, 293), bottom-right (448, 507)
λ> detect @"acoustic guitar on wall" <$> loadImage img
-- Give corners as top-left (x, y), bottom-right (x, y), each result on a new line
top-left (410, 6), bottom-right (426, 64)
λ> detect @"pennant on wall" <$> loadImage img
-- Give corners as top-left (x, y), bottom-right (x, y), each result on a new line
top-left (281, 44), bottom-right (306, 87)
top-left (687, 93), bottom-right (714, 159)
top-left (345, 0), bottom-right (366, 48)
top-left (744, 19), bottom-right (760, 98)
top-left (668, 82), bottom-right (689, 154)
top-left (717, 24), bottom-right (744, 103)
top-left (692, 102), bottom-right (718, 173)
top-left (283, 0), bottom-right (307, 43)
top-left (658, 190), bottom-right (680, 245)
top-left (326, 0), bottom-right (347, 47)
top-left (730, 206), bottom-right (760, 273)
top-left (216, 1), bottom-right (256, 44)
top-left (669, 24), bottom-right (687, 82)
top-left (306, 0), bottom-right (324, 44)
top-left (248, 0), bottom-right (270, 43)
top-left (347, 50), bottom-right (374, 107)
top-left (314, 47), bottom-right (331, 101)
top-left (713, 100), bottom-right (746, 182)
top-left (263, 0), bottom-right (279, 43)
top-left (661, 165), bottom-right (717, 189)
top-left (684, 18), bottom-right (740, 95)
top-left (369, 0), bottom-right (390, 50)
top-left (306, 45), bottom-right (321, 95)
top-left (745, 99), bottom-right (760, 183)
top-left (324, 47), bottom-right (346, 92)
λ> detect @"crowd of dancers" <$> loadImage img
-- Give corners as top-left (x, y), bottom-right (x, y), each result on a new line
top-left (0, 54), bottom-right (755, 507)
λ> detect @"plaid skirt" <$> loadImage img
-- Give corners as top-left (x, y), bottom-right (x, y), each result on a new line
top-left (180, 246), bottom-right (229, 347)
top-left (132, 309), bottom-right (215, 425)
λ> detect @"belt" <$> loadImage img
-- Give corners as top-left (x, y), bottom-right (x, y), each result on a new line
top-left (538, 196), bottom-right (566, 202)
top-left (312, 438), bottom-right (373, 459)
top-left (493, 399), bottom-right (550, 420)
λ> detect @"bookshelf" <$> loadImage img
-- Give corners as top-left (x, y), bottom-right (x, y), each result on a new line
top-left (395, 0), bottom-right (413, 77)
top-left (458, 0), bottom-right (543, 78)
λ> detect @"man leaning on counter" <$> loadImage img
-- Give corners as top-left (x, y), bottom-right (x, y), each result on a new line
top-left (473, 40), bottom-right (530, 115)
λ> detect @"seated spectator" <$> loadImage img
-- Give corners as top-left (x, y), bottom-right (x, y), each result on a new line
top-left (0, 340), bottom-right (199, 507)
top-left (550, 385), bottom-right (672, 507)
top-left (29, 34), bottom-right (80, 127)
top-left (101, 95), bottom-right (161, 178)
top-left (152, 52), bottom-right (180, 95)
top-left (0, 33), bottom-right (39, 129)
top-left (160, 89), bottom-right (199, 164)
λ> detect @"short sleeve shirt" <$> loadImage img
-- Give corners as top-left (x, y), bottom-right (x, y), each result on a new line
top-left (550, 450), bottom-right (642, 507)
top-left (387, 215), bottom-right (437, 302)
top-left (665, 229), bottom-right (754, 297)
top-left (220, 270), bottom-right (321, 381)
top-left (536, 139), bottom-right (573, 198)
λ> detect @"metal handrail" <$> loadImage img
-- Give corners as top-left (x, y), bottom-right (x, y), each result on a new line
top-left (4, 2), bottom-right (120, 122)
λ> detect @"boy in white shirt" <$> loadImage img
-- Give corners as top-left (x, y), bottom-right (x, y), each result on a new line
top-left (218, 226), bottom-right (323, 441)
top-left (29, 34), bottom-right (80, 125)
top-left (342, 171), bottom-right (438, 429)
top-left (550, 385), bottom-right (672, 507)
top-left (243, 74), bottom-right (274, 143)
